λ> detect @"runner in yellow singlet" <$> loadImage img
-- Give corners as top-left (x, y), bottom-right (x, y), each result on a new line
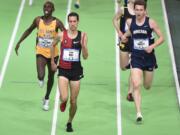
top-left (15, 1), bottom-right (65, 111)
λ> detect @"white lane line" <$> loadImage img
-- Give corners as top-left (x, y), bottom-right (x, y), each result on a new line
top-left (0, 0), bottom-right (26, 88)
top-left (50, 0), bottom-right (72, 135)
top-left (114, 1), bottom-right (122, 135)
top-left (161, 0), bottom-right (180, 108)
top-left (50, 85), bottom-right (60, 135)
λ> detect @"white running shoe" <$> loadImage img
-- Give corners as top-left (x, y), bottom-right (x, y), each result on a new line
top-left (136, 112), bottom-right (143, 122)
top-left (38, 80), bottom-right (44, 88)
top-left (43, 99), bottom-right (49, 111)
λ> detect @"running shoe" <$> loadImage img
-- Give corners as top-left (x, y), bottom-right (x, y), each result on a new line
top-left (43, 99), bottom-right (49, 111)
top-left (136, 112), bottom-right (143, 123)
top-left (126, 93), bottom-right (134, 102)
top-left (66, 122), bottom-right (73, 132)
top-left (60, 101), bottom-right (67, 112)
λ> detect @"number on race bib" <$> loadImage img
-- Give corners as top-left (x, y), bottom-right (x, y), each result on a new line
top-left (63, 49), bottom-right (80, 62)
top-left (38, 37), bottom-right (53, 48)
top-left (134, 38), bottom-right (149, 50)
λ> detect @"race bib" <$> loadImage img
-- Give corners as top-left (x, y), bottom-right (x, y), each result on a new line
top-left (134, 38), bottom-right (149, 50)
top-left (63, 49), bottom-right (80, 62)
top-left (38, 37), bottom-right (53, 48)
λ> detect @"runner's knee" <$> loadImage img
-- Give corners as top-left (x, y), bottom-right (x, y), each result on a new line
top-left (70, 98), bottom-right (77, 105)
top-left (132, 80), bottom-right (141, 90)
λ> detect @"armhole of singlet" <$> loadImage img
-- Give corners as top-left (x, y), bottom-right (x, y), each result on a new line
top-left (39, 17), bottom-right (43, 23)
top-left (147, 17), bottom-right (153, 32)
top-left (124, 7), bottom-right (127, 16)
top-left (146, 17), bottom-right (150, 27)
top-left (38, 16), bottom-right (44, 27)
top-left (40, 16), bottom-right (44, 23)
top-left (78, 31), bottom-right (81, 39)
top-left (53, 17), bottom-right (57, 26)
top-left (122, 7), bottom-right (127, 16)
top-left (37, 17), bottom-right (43, 31)
top-left (130, 16), bottom-right (135, 31)
top-left (74, 31), bottom-right (81, 41)
top-left (80, 31), bottom-right (84, 45)
top-left (62, 30), bottom-right (67, 43)
top-left (61, 32), bottom-right (64, 42)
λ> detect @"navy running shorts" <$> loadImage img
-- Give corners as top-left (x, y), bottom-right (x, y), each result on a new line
top-left (130, 53), bottom-right (158, 71)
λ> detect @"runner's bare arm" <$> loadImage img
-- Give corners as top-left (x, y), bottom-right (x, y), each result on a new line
top-left (15, 17), bottom-right (39, 55)
top-left (51, 32), bottom-right (61, 61)
top-left (121, 18), bottom-right (132, 43)
top-left (113, 7), bottom-right (124, 39)
top-left (50, 32), bottom-right (63, 71)
top-left (81, 32), bottom-right (88, 59)
top-left (56, 18), bottom-right (66, 31)
top-left (145, 19), bottom-right (164, 53)
top-left (150, 19), bottom-right (164, 48)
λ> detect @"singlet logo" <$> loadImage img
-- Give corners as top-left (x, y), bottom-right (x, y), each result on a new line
top-left (73, 41), bottom-right (79, 44)
top-left (64, 39), bottom-right (67, 45)
top-left (144, 25), bottom-right (148, 28)
top-left (133, 29), bottom-right (147, 34)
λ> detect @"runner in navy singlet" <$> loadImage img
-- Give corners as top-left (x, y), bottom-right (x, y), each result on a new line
top-left (121, 0), bottom-right (164, 123)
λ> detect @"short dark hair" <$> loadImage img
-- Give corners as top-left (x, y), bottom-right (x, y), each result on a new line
top-left (44, 1), bottom-right (55, 11)
top-left (68, 12), bottom-right (79, 21)
top-left (134, 0), bottom-right (147, 10)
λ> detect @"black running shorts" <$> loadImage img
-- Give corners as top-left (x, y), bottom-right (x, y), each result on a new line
top-left (58, 68), bottom-right (84, 81)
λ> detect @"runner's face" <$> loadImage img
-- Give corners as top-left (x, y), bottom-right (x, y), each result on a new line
top-left (43, 3), bottom-right (53, 16)
top-left (68, 16), bottom-right (78, 31)
top-left (134, 5), bottom-right (146, 20)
